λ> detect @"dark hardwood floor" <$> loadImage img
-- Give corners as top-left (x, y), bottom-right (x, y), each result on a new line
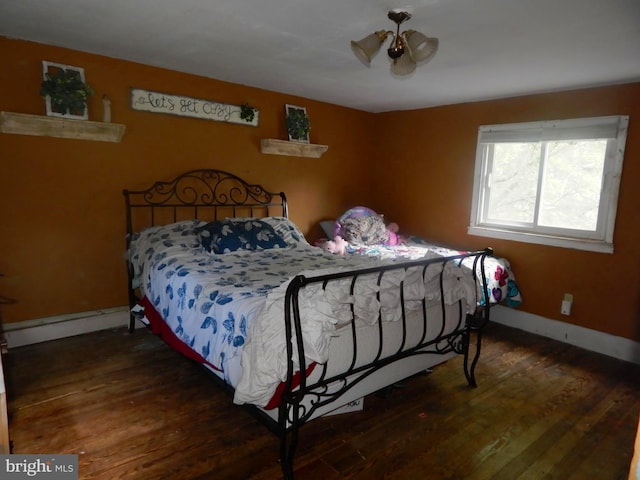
top-left (4, 321), bottom-right (639, 479)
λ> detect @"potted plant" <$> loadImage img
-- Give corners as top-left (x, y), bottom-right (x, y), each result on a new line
top-left (285, 106), bottom-right (310, 143)
top-left (240, 103), bottom-right (257, 123)
top-left (40, 66), bottom-right (93, 118)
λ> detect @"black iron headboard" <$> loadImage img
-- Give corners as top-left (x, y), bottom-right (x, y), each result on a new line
top-left (122, 169), bottom-right (288, 330)
top-left (123, 169), bottom-right (288, 237)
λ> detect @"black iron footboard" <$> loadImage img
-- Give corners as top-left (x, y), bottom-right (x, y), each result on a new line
top-left (276, 248), bottom-right (492, 479)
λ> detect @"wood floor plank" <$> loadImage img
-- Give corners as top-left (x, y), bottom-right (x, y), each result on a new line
top-left (4, 322), bottom-right (639, 479)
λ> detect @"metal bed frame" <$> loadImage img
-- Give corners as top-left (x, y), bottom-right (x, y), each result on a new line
top-left (123, 169), bottom-right (492, 480)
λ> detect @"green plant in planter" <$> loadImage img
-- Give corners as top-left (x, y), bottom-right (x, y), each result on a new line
top-left (40, 68), bottom-right (94, 116)
top-left (239, 103), bottom-right (257, 123)
top-left (285, 109), bottom-right (310, 142)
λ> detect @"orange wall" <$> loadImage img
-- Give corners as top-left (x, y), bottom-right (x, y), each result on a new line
top-left (0, 37), bottom-right (377, 323)
top-left (373, 84), bottom-right (640, 342)
top-left (2, 36), bottom-right (639, 344)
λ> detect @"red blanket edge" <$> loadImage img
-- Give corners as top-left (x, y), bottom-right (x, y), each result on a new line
top-left (138, 296), bottom-right (315, 410)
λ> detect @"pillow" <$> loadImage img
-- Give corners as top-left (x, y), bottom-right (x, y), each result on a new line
top-left (196, 218), bottom-right (288, 253)
top-left (260, 217), bottom-right (308, 246)
top-left (340, 215), bottom-right (389, 246)
top-left (128, 219), bottom-right (206, 282)
top-left (319, 220), bottom-right (335, 239)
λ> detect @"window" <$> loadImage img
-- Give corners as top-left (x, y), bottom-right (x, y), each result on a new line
top-left (468, 115), bottom-right (629, 253)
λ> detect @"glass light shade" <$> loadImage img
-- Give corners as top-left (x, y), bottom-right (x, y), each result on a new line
top-left (405, 30), bottom-right (439, 63)
top-left (351, 30), bottom-right (387, 65)
top-left (390, 51), bottom-right (416, 76)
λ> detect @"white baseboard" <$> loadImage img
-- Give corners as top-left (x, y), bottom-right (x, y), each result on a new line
top-left (3, 306), bottom-right (139, 349)
top-left (490, 305), bottom-right (640, 365)
top-left (4, 304), bottom-right (640, 366)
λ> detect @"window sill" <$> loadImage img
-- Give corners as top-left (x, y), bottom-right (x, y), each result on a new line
top-left (467, 226), bottom-right (613, 254)
top-left (0, 111), bottom-right (125, 143)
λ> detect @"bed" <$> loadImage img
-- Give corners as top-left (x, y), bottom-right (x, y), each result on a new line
top-left (123, 169), bottom-right (501, 479)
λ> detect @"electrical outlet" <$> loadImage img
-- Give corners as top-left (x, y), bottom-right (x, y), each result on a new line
top-left (561, 293), bottom-right (573, 315)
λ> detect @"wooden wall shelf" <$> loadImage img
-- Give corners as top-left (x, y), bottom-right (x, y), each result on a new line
top-left (0, 111), bottom-right (125, 143)
top-left (260, 138), bottom-right (328, 158)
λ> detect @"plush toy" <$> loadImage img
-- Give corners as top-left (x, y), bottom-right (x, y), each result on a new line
top-left (386, 222), bottom-right (400, 246)
top-left (324, 235), bottom-right (348, 255)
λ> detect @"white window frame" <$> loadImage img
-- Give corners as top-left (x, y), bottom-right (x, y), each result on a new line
top-left (468, 115), bottom-right (629, 253)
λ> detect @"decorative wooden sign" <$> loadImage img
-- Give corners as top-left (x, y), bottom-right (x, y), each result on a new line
top-left (130, 88), bottom-right (258, 126)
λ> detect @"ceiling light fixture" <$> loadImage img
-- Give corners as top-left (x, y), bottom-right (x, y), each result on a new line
top-left (351, 10), bottom-right (439, 76)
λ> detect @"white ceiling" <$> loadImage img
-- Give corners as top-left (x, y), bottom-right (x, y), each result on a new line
top-left (1, 0), bottom-right (639, 113)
